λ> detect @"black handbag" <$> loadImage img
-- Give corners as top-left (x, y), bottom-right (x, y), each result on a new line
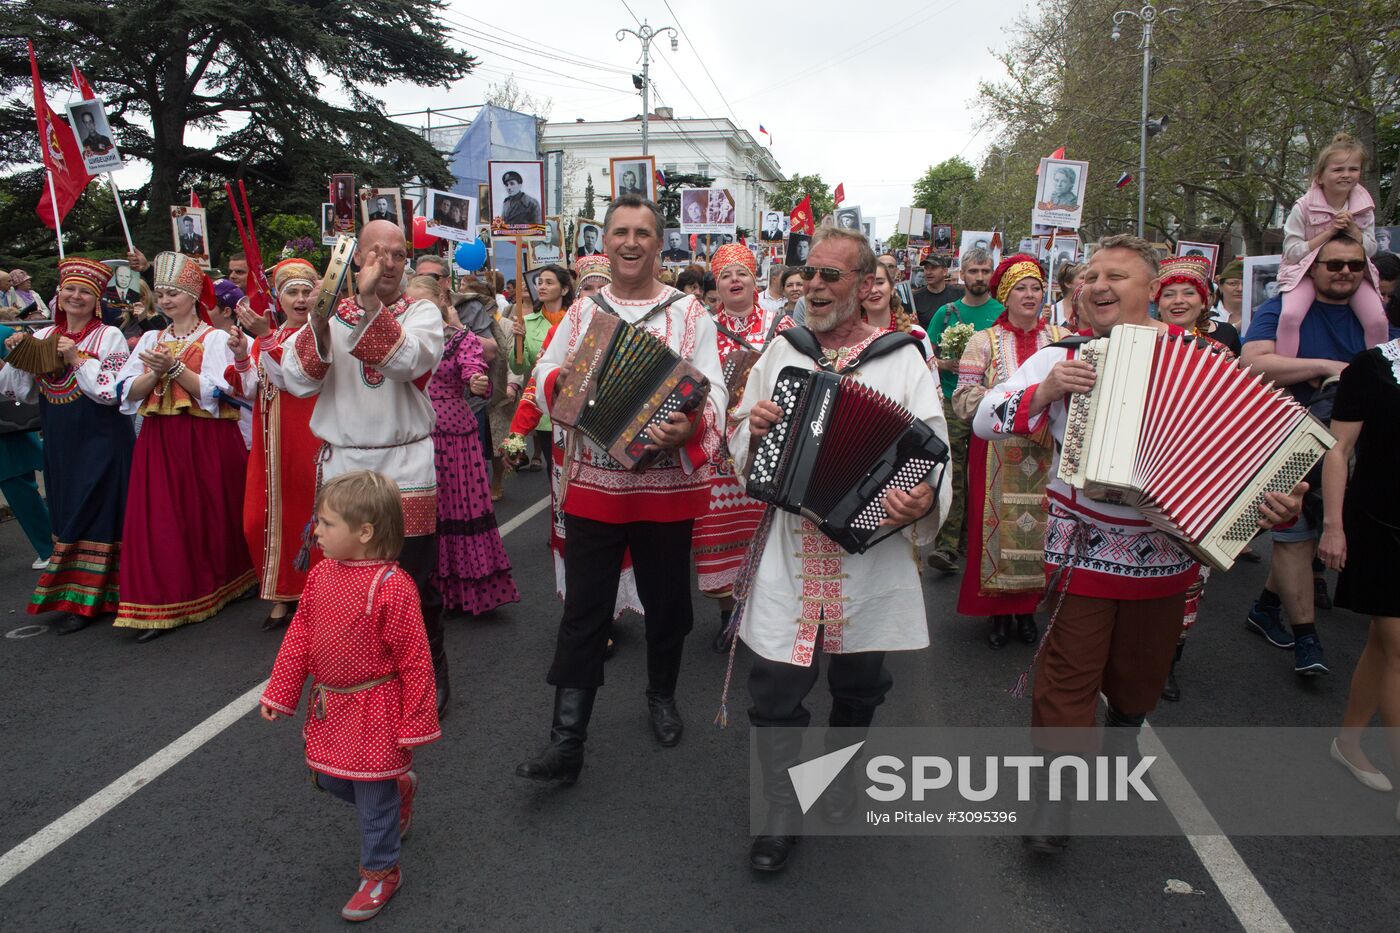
top-left (0, 396), bottom-right (41, 435)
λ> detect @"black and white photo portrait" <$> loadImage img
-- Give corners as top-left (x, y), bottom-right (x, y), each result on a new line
top-left (661, 228), bottom-right (691, 263)
top-left (1175, 240), bottom-right (1221, 277)
top-left (932, 224), bottom-right (953, 251)
top-left (360, 187), bottom-right (402, 227)
top-left (835, 207), bottom-right (863, 232)
top-left (760, 211), bottom-right (787, 243)
top-left (785, 232), bottom-right (811, 266)
top-left (609, 155), bottom-right (656, 202)
top-left (679, 188), bottom-right (736, 235)
top-left (329, 174), bottom-right (356, 234)
top-left (576, 221), bottom-right (606, 258)
top-left (1242, 255), bottom-right (1282, 335)
top-left (65, 98), bottom-right (123, 174)
top-left (321, 202), bottom-right (337, 246)
top-left (1032, 157), bottom-right (1089, 229)
top-left (489, 160), bottom-right (546, 235)
top-left (529, 216), bottom-right (564, 266)
top-left (169, 205), bottom-right (210, 267)
top-left (425, 188), bottom-right (478, 242)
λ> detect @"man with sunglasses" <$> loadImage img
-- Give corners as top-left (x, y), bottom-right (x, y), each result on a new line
top-left (729, 226), bottom-right (951, 873)
top-left (1242, 232), bottom-right (1377, 678)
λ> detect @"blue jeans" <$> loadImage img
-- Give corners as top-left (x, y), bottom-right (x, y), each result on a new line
top-left (314, 773), bottom-right (401, 870)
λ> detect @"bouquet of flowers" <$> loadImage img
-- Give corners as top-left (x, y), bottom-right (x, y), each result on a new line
top-left (938, 321), bottom-right (976, 361)
top-left (279, 236), bottom-right (319, 261)
top-left (499, 432), bottom-right (529, 469)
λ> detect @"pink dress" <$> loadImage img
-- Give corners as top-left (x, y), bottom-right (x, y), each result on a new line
top-left (429, 328), bottom-right (520, 614)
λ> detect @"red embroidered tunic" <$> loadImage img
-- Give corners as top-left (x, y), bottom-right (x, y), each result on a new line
top-left (262, 559), bottom-right (441, 780)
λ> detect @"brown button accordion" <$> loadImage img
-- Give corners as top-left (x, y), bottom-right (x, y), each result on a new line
top-left (551, 311), bottom-right (711, 471)
top-left (1057, 323), bottom-right (1335, 570)
top-left (746, 366), bottom-right (949, 554)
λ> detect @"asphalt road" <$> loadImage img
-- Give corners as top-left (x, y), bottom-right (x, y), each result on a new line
top-left (1, 468), bottom-right (1396, 932)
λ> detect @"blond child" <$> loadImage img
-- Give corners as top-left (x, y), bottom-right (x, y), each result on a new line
top-left (261, 471), bottom-right (439, 922)
top-left (1274, 132), bottom-right (1387, 356)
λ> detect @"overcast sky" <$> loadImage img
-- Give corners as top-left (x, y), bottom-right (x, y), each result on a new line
top-left (48, 0), bottom-right (1031, 235)
top-left (369, 0), bottom-right (1031, 237)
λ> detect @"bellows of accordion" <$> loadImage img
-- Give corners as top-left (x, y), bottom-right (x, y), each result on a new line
top-left (1058, 323), bottom-right (1334, 571)
top-left (746, 366), bottom-right (949, 554)
top-left (551, 311), bottom-right (710, 471)
top-left (4, 331), bottom-right (65, 375)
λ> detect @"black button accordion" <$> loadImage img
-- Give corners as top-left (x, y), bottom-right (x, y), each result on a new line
top-left (551, 311), bottom-right (711, 471)
top-left (745, 366), bottom-right (949, 554)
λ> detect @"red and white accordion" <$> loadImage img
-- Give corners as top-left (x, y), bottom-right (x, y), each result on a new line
top-left (1057, 324), bottom-right (1334, 570)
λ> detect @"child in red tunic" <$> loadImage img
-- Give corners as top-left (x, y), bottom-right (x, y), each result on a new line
top-left (261, 471), bottom-right (440, 922)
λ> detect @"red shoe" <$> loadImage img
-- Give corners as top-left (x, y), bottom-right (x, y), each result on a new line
top-left (396, 771), bottom-right (418, 839)
top-left (341, 866), bottom-right (401, 922)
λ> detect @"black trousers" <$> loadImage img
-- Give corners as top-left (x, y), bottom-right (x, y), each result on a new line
top-left (548, 514), bottom-right (695, 690)
top-left (398, 533), bottom-right (445, 663)
top-left (747, 633), bottom-right (893, 728)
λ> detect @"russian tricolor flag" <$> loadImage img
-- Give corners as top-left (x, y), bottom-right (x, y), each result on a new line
top-left (1116, 172), bottom-right (1132, 189)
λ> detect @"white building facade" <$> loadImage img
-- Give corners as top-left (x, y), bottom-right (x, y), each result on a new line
top-left (540, 111), bottom-right (784, 231)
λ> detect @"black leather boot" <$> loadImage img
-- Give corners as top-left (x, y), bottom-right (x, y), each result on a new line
top-left (711, 608), bottom-right (734, 654)
top-left (645, 644), bottom-right (685, 747)
top-left (1022, 753), bottom-right (1071, 854)
top-left (750, 728), bottom-right (804, 872)
top-left (1160, 643), bottom-right (1183, 702)
top-left (423, 604), bottom-right (450, 718)
top-left (515, 687), bottom-right (597, 784)
top-left (1103, 704), bottom-right (1147, 773)
top-left (1015, 614), bottom-right (1039, 645)
top-left (820, 702), bottom-right (875, 824)
top-left (988, 615), bottom-right (1012, 649)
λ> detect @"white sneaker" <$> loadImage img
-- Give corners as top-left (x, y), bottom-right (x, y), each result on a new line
top-left (31, 557), bottom-right (47, 570)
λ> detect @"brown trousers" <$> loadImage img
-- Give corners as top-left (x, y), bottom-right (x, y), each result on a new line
top-left (1031, 590), bottom-right (1186, 750)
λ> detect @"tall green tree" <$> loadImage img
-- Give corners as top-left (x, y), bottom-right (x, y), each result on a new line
top-left (0, 0), bottom-right (476, 261)
top-left (768, 173), bottom-right (835, 224)
top-left (912, 157), bottom-right (984, 227)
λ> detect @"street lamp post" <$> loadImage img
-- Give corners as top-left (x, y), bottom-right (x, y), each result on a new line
top-left (617, 20), bottom-right (678, 156)
top-left (1112, 3), bottom-right (1179, 237)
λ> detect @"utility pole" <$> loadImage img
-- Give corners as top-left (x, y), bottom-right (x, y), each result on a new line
top-left (1112, 4), bottom-right (1180, 238)
top-left (617, 20), bottom-right (677, 155)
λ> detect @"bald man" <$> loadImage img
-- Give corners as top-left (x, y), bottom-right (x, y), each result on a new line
top-left (264, 219), bottom-right (451, 712)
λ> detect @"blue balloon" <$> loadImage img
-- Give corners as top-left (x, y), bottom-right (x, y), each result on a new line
top-left (454, 239), bottom-right (487, 272)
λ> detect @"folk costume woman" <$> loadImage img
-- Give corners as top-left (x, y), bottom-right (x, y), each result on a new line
top-left (0, 259), bottom-right (134, 634)
top-left (411, 276), bottom-right (520, 616)
top-left (950, 254), bottom-right (1066, 648)
top-left (238, 259), bottom-right (325, 630)
top-left (693, 243), bottom-right (792, 651)
top-left (114, 252), bottom-right (255, 641)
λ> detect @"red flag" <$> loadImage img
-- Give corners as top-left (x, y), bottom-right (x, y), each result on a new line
top-left (31, 42), bottom-right (93, 229)
top-left (71, 65), bottom-right (95, 101)
top-left (190, 188), bottom-right (202, 208)
top-left (789, 195), bottom-right (815, 235)
top-left (1035, 146), bottom-right (1066, 176)
top-left (833, 183), bottom-right (845, 207)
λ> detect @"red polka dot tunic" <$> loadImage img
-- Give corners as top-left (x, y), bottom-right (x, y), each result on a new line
top-left (262, 559), bottom-right (441, 780)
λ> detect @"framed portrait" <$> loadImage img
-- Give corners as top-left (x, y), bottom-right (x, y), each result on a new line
top-left (102, 259), bottom-right (142, 307)
top-left (609, 155), bottom-right (656, 202)
top-left (1032, 158), bottom-right (1089, 229)
top-left (65, 97), bottom-right (123, 174)
top-left (785, 232), bottom-right (812, 267)
top-left (959, 230), bottom-right (996, 268)
top-left (360, 187), bottom-right (402, 227)
top-left (834, 206), bottom-right (863, 234)
top-left (1050, 234), bottom-right (1080, 269)
top-left (527, 216), bottom-right (565, 268)
top-left (908, 213), bottom-right (932, 246)
top-left (488, 160), bottom-right (546, 237)
top-left (426, 188), bottom-right (479, 242)
top-left (679, 188), bottom-right (736, 235)
top-left (931, 224), bottom-right (954, 252)
top-left (576, 219), bottom-right (607, 259)
top-left (169, 205), bottom-right (210, 268)
top-left (1175, 240), bottom-right (1220, 277)
top-left (1241, 255), bottom-right (1282, 336)
top-left (758, 210), bottom-right (788, 244)
top-left (329, 174), bottom-right (356, 234)
top-left (320, 202), bottom-right (337, 246)
top-left (1377, 225), bottom-right (1399, 256)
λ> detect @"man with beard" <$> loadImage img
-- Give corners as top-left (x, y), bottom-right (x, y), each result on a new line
top-left (1242, 233), bottom-right (1375, 677)
top-left (515, 195), bottom-right (727, 784)
top-left (923, 247), bottom-right (999, 573)
top-left (729, 225), bottom-right (950, 872)
top-left (974, 234), bottom-right (1305, 854)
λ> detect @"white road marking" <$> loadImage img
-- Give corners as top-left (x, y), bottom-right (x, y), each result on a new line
top-left (0, 494), bottom-right (551, 890)
top-left (1141, 722), bottom-right (1294, 932)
